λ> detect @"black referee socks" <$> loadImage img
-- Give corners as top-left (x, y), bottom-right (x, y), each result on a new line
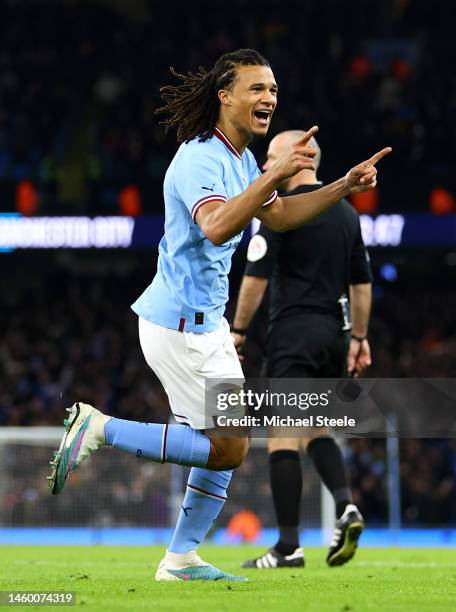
top-left (269, 450), bottom-right (302, 554)
top-left (307, 436), bottom-right (352, 519)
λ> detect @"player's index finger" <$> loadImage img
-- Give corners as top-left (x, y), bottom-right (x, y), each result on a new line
top-left (369, 147), bottom-right (392, 164)
top-left (299, 125), bottom-right (319, 145)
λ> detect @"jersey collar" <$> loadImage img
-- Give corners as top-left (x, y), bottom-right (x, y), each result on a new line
top-left (214, 127), bottom-right (242, 160)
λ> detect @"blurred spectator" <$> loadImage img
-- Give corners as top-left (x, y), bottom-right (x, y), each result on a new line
top-left (429, 187), bottom-right (455, 215)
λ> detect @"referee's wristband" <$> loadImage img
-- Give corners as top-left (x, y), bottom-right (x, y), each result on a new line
top-left (351, 333), bottom-right (367, 342)
top-left (231, 327), bottom-right (246, 336)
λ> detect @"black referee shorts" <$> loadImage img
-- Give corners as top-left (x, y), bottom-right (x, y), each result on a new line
top-left (264, 313), bottom-right (350, 379)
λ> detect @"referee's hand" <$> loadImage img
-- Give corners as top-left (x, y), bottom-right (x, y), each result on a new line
top-left (231, 332), bottom-right (246, 362)
top-left (345, 147), bottom-right (392, 193)
top-left (347, 338), bottom-right (372, 377)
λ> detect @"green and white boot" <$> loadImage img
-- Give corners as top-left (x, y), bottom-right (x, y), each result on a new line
top-left (155, 551), bottom-right (248, 582)
top-left (48, 402), bottom-right (109, 495)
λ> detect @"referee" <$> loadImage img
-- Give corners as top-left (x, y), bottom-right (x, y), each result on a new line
top-left (232, 130), bottom-right (373, 569)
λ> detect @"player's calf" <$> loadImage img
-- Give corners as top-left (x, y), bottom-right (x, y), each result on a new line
top-left (48, 406), bottom-right (249, 495)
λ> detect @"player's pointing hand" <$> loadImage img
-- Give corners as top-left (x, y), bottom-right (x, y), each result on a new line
top-left (344, 147), bottom-right (392, 193)
top-left (298, 125), bottom-right (319, 147)
top-left (368, 147), bottom-right (392, 165)
top-left (268, 125), bottom-right (319, 183)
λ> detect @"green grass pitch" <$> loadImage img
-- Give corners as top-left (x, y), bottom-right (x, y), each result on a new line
top-left (1, 546), bottom-right (455, 611)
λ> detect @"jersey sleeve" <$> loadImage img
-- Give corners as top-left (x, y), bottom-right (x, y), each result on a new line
top-left (350, 217), bottom-right (373, 284)
top-left (175, 149), bottom-right (228, 222)
top-left (248, 156), bottom-right (278, 207)
top-left (244, 224), bottom-right (283, 279)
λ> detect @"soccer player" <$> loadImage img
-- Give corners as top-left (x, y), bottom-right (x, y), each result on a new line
top-left (233, 130), bottom-right (372, 569)
top-left (48, 49), bottom-right (390, 581)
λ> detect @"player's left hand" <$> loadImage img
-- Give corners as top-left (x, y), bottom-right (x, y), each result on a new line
top-left (345, 147), bottom-right (392, 193)
top-left (347, 338), bottom-right (372, 377)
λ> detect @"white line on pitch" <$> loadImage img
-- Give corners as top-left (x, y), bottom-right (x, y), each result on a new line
top-left (355, 561), bottom-right (456, 568)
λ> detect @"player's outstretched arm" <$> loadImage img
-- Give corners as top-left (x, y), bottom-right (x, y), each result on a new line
top-left (195, 127), bottom-right (318, 245)
top-left (258, 146), bottom-right (392, 232)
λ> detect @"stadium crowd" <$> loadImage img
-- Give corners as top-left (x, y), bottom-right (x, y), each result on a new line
top-left (0, 0), bottom-right (455, 213)
top-left (1, 260), bottom-right (456, 527)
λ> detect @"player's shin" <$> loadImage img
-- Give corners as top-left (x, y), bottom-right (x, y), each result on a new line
top-left (104, 418), bottom-right (210, 467)
top-left (156, 468), bottom-right (248, 582)
top-left (168, 468), bottom-right (233, 553)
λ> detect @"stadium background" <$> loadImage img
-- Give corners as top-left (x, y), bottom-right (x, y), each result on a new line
top-left (1, 0), bottom-right (456, 546)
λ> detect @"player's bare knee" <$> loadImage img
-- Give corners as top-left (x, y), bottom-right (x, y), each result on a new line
top-left (207, 437), bottom-right (249, 470)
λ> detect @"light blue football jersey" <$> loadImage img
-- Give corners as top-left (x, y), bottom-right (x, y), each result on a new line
top-left (131, 128), bottom-right (277, 333)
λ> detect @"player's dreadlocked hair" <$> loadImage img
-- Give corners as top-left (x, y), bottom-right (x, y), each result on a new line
top-left (156, 49), bottom-right (270, 143)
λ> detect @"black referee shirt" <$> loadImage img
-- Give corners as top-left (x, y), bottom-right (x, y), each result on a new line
top-left (244, 184), bottom-right (373, 323)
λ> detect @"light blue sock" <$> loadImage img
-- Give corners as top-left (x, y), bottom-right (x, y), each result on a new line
top-left (168, 468), bottom-right (233, 553)
top-left (104, 418), bottom-right (210, 467)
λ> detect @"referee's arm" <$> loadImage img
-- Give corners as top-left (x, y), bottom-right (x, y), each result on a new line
top-left (232, 227), bottom-right (279, 355)
top-left (232, 275), bottom-right (269, 337)
top-left (348, 219), bottom-right (373, 376)
top-left (350, 283), bottom-right (371, 341)
top-left (348, 283), bottom-right (372, 376)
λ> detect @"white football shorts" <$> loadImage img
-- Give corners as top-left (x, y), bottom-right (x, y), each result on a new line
top-left (138, 316), bottom-right (245, 430)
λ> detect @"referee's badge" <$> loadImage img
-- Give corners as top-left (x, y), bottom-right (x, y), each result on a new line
top-left (247, 234), bottom-right (268, 262)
